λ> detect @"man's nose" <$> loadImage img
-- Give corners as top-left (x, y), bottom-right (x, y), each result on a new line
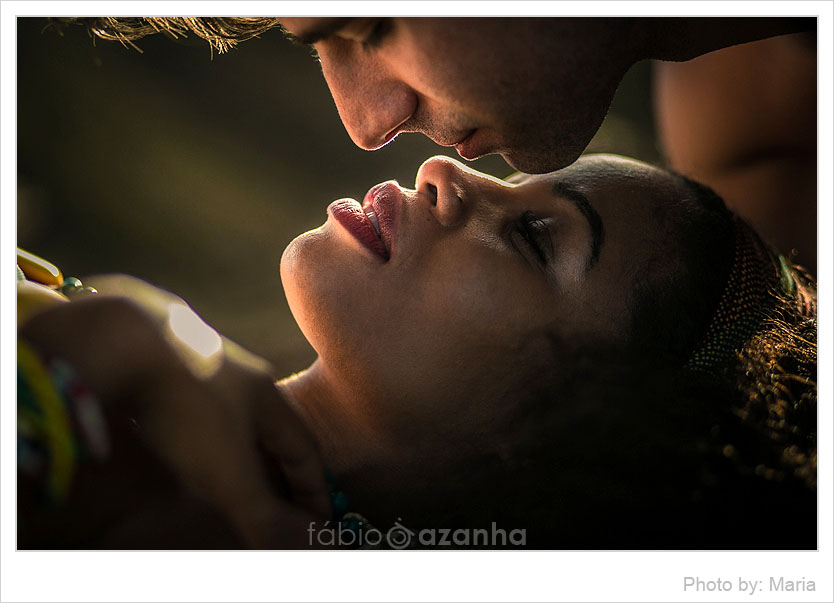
top-left (320, 49), bottom-right (416, 150)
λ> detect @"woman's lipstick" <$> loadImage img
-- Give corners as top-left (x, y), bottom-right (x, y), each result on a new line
top-left (328, 198), bottom-right (389, 261)
top-left (362, 181), bottom-right (399, 259)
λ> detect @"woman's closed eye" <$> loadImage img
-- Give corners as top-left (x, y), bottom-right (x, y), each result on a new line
top-left (512, 211), bottom-right (553, 266)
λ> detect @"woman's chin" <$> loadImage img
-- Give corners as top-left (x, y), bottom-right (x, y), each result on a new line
top-left (279, 225), bottom-right (327, 292)
top-left (279, 226), bottom-right (339, 343)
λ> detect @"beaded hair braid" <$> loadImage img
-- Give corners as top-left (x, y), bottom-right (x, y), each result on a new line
top-left (686, 216), bottom-right (801, 374)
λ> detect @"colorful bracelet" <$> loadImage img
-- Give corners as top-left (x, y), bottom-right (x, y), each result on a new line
top-left (18, 340), bottom-right (110, 505)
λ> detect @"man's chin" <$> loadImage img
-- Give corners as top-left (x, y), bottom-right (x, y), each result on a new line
top-left (500, 151), bottom-right (556, 175)
top-left (501, 145), bottom-right (585, 175)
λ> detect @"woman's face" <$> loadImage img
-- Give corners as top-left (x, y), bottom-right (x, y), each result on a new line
top-left (281, 154), bottom-right (690, 442)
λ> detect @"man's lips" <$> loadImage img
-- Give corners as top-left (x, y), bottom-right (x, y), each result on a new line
top-left (454, 129), bottom-right (492, 161)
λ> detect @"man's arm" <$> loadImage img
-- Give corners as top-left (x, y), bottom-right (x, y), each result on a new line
top-left (654, 32), bottom-right (817, 273)
top-left (642, 17), bottom-right (815, 62)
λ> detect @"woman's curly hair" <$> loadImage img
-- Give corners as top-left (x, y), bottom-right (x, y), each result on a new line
top-left (723, 266), bottom-right (817, 489)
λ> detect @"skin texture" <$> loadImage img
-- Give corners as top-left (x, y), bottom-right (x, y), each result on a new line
top-left (280, 18), bottom-right (639, 173)
top-left (278, 17), bottom-right (812, 174)
top-left (279, 17), bottom-right (816, 282)
top-left (655, 33), bottom-right (817, 273)
top-left (278, 154), bottom-right (698, 511)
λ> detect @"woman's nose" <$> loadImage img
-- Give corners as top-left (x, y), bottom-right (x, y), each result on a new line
top-left (319, 48), bottom-right (416, 150)
top-left (414, 156), bottom-right (473, 227)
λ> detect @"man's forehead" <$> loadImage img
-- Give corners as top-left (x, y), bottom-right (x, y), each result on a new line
top-left (279, 17), bottom-right (354, 45)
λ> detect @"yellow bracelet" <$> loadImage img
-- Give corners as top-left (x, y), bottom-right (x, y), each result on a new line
top-left (17, 341), bottom-right (77, 503)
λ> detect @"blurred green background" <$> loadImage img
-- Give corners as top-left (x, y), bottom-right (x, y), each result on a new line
top-left (17, 17), bottom-right (659, 377)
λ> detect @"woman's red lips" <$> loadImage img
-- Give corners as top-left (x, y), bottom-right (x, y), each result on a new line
top-left (328, 198), bottom-right (389, 261)
top-left (362, 181), bottom-right (399, 259)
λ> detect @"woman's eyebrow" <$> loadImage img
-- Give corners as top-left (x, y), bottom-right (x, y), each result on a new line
top-left (552, 181), bottom-right (605, 269)
top-left (283, 18), bottom-right (353, 45)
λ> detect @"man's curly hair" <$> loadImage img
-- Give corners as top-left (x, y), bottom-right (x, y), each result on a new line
top-left (47, 17), bottom-right (283, 53)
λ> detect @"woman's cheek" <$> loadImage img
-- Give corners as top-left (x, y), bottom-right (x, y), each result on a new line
top-left (438, 262), bottom-right (520, 333)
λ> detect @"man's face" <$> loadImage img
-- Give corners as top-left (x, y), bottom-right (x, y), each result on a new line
top-left (279, 18), bottom-right (639, 173)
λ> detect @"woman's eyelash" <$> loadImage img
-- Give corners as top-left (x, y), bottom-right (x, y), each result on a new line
top-left (517, 211), bottom-right (551, 264)
top-left (362, 19), bottom-right (392, 50)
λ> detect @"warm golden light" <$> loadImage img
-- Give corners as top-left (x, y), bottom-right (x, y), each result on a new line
top-left (167, 302), bottom-right (223, 358)
top-left (165, 302), bottom-right (223, 377)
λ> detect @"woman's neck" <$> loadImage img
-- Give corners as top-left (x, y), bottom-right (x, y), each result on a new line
top-left (276, 361), bottom-right (441, 526)
top-left (276, 360), bottom-right (390, 476)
